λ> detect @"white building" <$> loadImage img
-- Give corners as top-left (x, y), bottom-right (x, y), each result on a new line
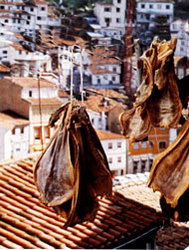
top-left (94, 0), bottom-right (126, 40)
top-left (0, 110), bottom-right (29, 161)
top-left (171, 19), bottom-right (189, 57)
top-left (87, 109), bottom-right (107, 131)
top-left (136, 0), bottom-right (174, 43)
top-left (97, 129), bottom-right (127, 176)
top-left (88, 46), bottom-right (121, 88)
top-left (0, 77), bottom-right (63, 153)
top-left (0, 0), bottom-right (60, 33)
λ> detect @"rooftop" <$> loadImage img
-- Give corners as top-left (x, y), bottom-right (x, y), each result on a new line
top-left (1, 77), bottom-right (57, 88)
top-left (0, 156), bottom-right (165, 249)
top-left (0, 110), bottom-right (29, 129)
top-left (0, 63), bottom-right (10, 73)
top-left (23, 97), bottom-right (63, 106)
top-left (96, 129), bottom-right (125, 140)
top-left (84, 95), bottom-right (122, 113)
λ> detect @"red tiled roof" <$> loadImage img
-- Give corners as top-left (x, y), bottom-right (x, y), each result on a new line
top-left (0, 63), bottom-right (10, 73)
top-left (0, 110), bottom-right (29, 129)
top-left (96, 129), bottom-right (125, 140)
top-left (2, 77), bottom-right (57, 88)
top-left (0, 157), bottom-right (165, 249)
top-left (23, 97), bottom-right (63, 106)
top-left (84, 95), bottom-right (122, 113)
top-left (155, 221), bottom-right (189, 249)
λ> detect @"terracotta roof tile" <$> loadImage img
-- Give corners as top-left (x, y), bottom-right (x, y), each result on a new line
top-left (0, 110), bottom-right (29, 129)
top-left (0, 157), bottom-right (166, 248)
top-left (0, 63), bottom-right (10, 72)
top-left (155, 222), bottom-right (189, 249)
top-left (83, 95), bottom-right (122, 113)
top-left (23, 97), bottom-right (63, 106)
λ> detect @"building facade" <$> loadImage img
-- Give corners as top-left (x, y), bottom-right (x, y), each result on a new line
top-left (127, 127), bottom-right (170, 174)
top-left (97, 129), bottom-right (127, 176)
top-left (136, 0), bottom-right (174, 44)
top-left (0, 77), bottom-right (63, 155)
top-left (0, 110), bottom-right (29, 160)
top-left (94, 0), bottom-right (126, 40)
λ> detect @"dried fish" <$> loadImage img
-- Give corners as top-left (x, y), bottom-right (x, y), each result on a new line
top-left (120, 38), bottom-right (182, 141)
top-left (34, 102), bottom-right (112, 228)
top-left (148, 117), bottom-right (189, 221)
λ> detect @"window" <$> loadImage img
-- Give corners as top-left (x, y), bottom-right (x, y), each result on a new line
top-left (44, 126), bottom-right (50, 139)
top-left (21, 127), bottom-right (24, 134)
top-left (117, 142), bottom-right (122, 148)
top-left (159, 141), bottom-right (166, 149)
top-left (141, 4), bottom-right (145, 9)
top-left (108, 143), bottom-right (113, 149)
top-left (166, 4), bottom-right (170, 9)
top-left (29, 90), bottom-right (32, 97)
top-left (4, 19), bottom-right (8, 23)
top-left (108, 157), bottom-right (112, 164)
top-left (157, 4), bottom-right (162, 9)
top-left (34, 127), bottom-right (42, 140)
top-left (141, 141), bottom-right (147, 149)
top-left (2, 50), bottom-right (7, 54)
top-left (149, 4), bottom-right (153, 9)
top-left (0, 6), bottom-right (5, 9)
top-left (149, 141), bottom-right (153, 148)
top-left (116, 18), bottom-right (121, 23)
top-left (105, 18), bottom-right (111, 26)
top-left (116, 8), bottom-right (120, 12)
top-left (30, 7), bottom-right (34, 11)
top-left (12, 128), bottom-right (16, 135)
top-left (141, 161), bottom-right (146, 173)
top-left (22, 6), bottom-right (24, 10)
top-left (37, 16), bottom-right (41, 20)
top-left (41, 7), bottom-right (45, 11)
top-left (132, 142), bottom-right (139, 150)
top-left (113, 67), bottom-right (117, 72)
top-left (27, 16), bottom-right (30, 20)
top-left (27, 21), bottom-right (30, 25)
top-left (117, 0), bottom-right (121, 3)
top-left (104, 7), bottom-right (111, 12)
top-left (133, 162), bottom-right (138, 174)
top-left (117, 157), bottom-right (122, 163)
top-left (112, 76), bottom-right (116, 81)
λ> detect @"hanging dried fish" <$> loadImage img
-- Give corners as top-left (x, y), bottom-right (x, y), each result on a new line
top-left (146, 38), bottom-right (182, 128)
top-left (120, 38), bottom-right (182, 141)
top-left (34, 102), bottom-right (112, 228)
top-left (119, 105), bottom-right (152, 142)
top-left (148, 117), bottom-right (189, 221)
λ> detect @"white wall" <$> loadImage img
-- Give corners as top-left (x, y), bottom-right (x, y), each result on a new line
top-left (101, 138), bottom-right (127, 174)
top-left (21, 87), bottom-right (57, 99)
top-left (87, 110), bottom-right (107, 131)
top-left (0, 127), bottom-right (7, 160)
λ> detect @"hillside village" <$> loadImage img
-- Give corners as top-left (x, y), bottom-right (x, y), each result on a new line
top-left (0, 1), bottom-right (189, 249)
top-left (0, 0), bottom-right (188, 178)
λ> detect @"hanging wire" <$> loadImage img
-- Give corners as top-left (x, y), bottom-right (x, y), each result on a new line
top-left (37, 73), bottom-right (44, 151)
top-left (79, 48), bottom-right (84, 103)
top-left (70, 46), bottom-right (74, 104)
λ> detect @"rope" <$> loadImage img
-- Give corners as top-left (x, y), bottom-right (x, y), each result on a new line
top-left (79, 48), bottom-right (84, 104)
top-left (70, 46), bottom-right (74, 104)
top-left (37, 74), bottom-right (44, 151)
